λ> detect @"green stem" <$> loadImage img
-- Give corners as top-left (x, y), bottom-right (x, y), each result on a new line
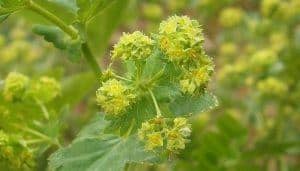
top-left (147, 67), bottom-right (165, 86)
top-left (35, 98), bottom-right (49, 120)
top-left (148, 89), bottom-right (162, 117)
top-left (81, 43), bottom-right (102, 75)
top-left (24, 138), bottom-right (47, 145)
top-left (15, 125), bottom-right (61, 147)
top-left (113, 74), bottom-right (132, 82)
top-left (26, 0), bottom-right (78, 39)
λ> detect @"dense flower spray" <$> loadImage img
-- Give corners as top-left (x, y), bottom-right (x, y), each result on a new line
top-left (96, 15), bottom-right (214, 154)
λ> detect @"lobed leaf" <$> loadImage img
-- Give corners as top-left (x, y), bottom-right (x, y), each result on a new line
top-left (104, 96), bottom-right (156, 136)
top-left (169, 92), bottom-right (218, 116)
top-left (32, 24), bottom-right (82, 61)
top-left (49, 115), bottom-right (157, 171)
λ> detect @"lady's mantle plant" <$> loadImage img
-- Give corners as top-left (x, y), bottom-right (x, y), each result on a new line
top-left (0, 0), bottom-right (217, 170)
top-left (49, 15), bottom-right (217, 171)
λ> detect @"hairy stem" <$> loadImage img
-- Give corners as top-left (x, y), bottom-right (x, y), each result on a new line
top-left (26, 0), bottom-right (78, 39)
top-left (149, 89), bottom-right (162, 117)
top-left (81, 43), bottom-right (102, 75)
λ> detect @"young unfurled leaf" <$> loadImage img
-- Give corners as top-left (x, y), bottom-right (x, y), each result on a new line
top-left (49, 115), bottom-right (157, 171)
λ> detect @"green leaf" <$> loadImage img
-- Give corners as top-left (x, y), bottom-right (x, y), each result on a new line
top-left (0, 0), bottom-right (26, 21)
top-left (32, 24), bottom-right (82, 61)
top-left (49, 115), bottom-right (157, 171)
top-left (169, 92), bottom-right (218, 116)
top-left (49, 0), bottom-right (77, 12)
top-left (55, 72), bottom-right (96, 108)
top-left (32, 24), bottom-right (67, 49)
top-left (153, 84), bottom-right (181, 102)
top-left (216, 113), bottom-right (247, 139)
top-left (76, 0), bottom-right (116, 23)
top-left (105, 96), bottom-right (156, 135)
top-left (87, 0), bottom-right (129, 56)
top-left (0, 13), bottom-right (9, 23)
top-left (0, 0), bottom-right (26, 11)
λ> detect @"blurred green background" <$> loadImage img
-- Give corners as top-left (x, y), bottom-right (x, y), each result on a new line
top-left (0, 0), bottom-right (300, 170)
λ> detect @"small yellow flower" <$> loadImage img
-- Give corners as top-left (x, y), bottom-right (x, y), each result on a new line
top-left (138, 117), bottom-right (191, 153)
top-left (145, 132), bottom-right (163, 150)
top-left (180, 66), bottom-right (212, 94)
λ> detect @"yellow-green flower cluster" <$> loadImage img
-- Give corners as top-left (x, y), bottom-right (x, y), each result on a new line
top-left (142, 3), bottom-right (163, 20)
top-left (96, 79), bottom-right (136, 116)
top-left (220, 42), bottom-right (238, 57)
top-left (112, 31), bottom-right (154, 61)
top-left (157, 15), bottom-right (204, 63)
top-left (219, 7), bottom-right (244, 28)
top-left (180, 65), bottom-right (213, 94)
top-left (3, 72), bottom-right (29, 101)
top-left (2, 72), bottom-right (61, 103)
top-left (261, 0), bottom-right (280, 17)
top-left (250, 49), bottom-right (278, 68)
top-left (156, 16), bottom-right (214, 94)
top-left (257, 77), bottom-right (288, 96)
top-left (0, 131), bottom-right (35, 170)
top-left (29, 77), bottom-right (61, 103)
top-left (138, 117), bottom-right (191, 153)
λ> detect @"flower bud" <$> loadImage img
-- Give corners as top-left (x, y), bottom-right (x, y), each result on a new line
top-left (29, 76), bottom-right (61, 103)
top-left (112, 31), bottom-right (154, 61)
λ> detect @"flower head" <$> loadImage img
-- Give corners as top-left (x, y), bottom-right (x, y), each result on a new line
top-left (158, 15), bottom-right (204, 63)
top-left (29, 77), bottom-right (61, 103)
top-left (250, 49), bottom-right (278, 68)
top-left (3, 72), bottom-right (29, 101)
top-left (257, 77), bottom-right (288, 96)
top-left (138, 117), bottom-right (191, 153)
top-left (112, 31), bottom-right (154, 61)
top-left (96, 79), bottom-right (135, 116)
top-left (219, 7), bottom-right (244, 28)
